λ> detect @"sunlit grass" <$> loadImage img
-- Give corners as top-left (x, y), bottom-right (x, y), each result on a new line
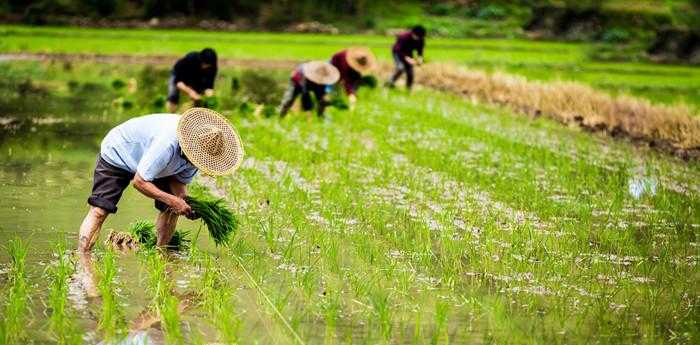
top-left (46, 243), bottom-right (81, 345)
top-left (0, 59), bottom-right (697, 343)
top-left (97, 249), bottom-right (126, 341)
top-left (0, 238), bottom-right (30, 344)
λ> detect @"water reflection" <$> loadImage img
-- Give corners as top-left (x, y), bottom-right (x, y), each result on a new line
top-left (75, 250), bottom-right (200, 345)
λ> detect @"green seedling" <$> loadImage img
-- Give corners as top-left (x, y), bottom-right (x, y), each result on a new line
top-left (46, 243), bottom-right (81, 345)
top-left (0, 238), bottom-right (29, 344)
top-left (186, 196), bottom-right (238, 247)
top-left (128, 220), bottom-right (190, 250)
top-left (97, 249), bottom-right (126, 341)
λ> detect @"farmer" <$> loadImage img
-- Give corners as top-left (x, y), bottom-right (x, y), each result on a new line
top-left (278, 61), bottom-right (340, 118)
top-left (386, 25), bottom-right (426, 90)
top-left (329, 47), bottom-right (376, 110)
top-left (77, 108), bottom-right (244, 252)
top-left (166, 48), bottom-right (218, 112)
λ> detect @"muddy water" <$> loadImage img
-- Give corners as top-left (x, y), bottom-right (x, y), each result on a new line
top-left (0, 118), bottom-right (210, 343)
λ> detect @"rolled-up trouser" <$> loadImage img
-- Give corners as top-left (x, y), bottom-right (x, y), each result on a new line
top-left (389, 52), bottom-right (414, 89)
top-left (87, 156), bottom-right (177, 214)
top-left (277, 81), bottom-right (327, 117)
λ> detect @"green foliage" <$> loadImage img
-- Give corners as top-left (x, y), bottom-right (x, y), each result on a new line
top-left (110, 78), bottom-right (126, 90)
top-left (97, 249), bottom-right (126, 341)
top-left (46, 244), bottom-right (81, 345)
top-left (128, 220), bottom-right (190, 250)
top-left (0, 238), bottom-right (29, 344)
top-left (239, 70), bottom-right (283, 105)
top-left (601, 27), bottom-right (631, 43)
top-left (186, 187), bottom-right (238, 247)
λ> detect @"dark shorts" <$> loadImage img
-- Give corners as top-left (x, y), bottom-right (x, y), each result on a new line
top-left (167, 74), bottom-right (180, 104)
top-left (87, 156), bottom-right (173, 214)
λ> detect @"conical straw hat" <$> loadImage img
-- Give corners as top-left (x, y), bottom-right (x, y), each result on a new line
top-left (345, 47), bottom-right (376, 75)
top-left (177, 107), bottom-right (244, 176)
top-left (302, 61), bottom-right (340, 85)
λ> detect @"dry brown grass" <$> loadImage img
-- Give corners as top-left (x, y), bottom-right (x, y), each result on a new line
top-left (385, 63), bottom-right (700, 155)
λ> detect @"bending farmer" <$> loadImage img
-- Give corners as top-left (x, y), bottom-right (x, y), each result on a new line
top-left (167, 48), bottom-right (218, 112)
top-left (278, 61), bottom-right (340, 118)
top-left (329, 47), bottom-right (376, 111)
top-left (78, 108), bottom-right (244, 252)
top-left (387, 25), bottom-right (426, 90)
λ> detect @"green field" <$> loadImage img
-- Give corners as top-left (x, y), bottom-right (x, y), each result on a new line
top-left (0, 27), bottom-right (699, 344)
top-left (1, 25), bottom-right (700, 110)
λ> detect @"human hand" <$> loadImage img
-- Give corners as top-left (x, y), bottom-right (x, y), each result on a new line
top-left (189, 91), bottom-right (202, 101)
top-left (405, 57), bottom-right (416, 66)
top-left (416, 57), bottom-right (424, 65)
top-left (204, 89), bottom-right (214, 97)
top-left (168, 196), bottom-right (193, 217)
top-left (348, 94), bottom-right (357, 111)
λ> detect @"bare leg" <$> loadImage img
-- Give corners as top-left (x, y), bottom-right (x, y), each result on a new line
top-left (166, 101), bottom-right (178, 113)
top-left (156, 211), bottom-right (178, 247)
top-left (78, 206), bottom-right (108, 252)
top-left (76, 251), bottom-right (100, 298)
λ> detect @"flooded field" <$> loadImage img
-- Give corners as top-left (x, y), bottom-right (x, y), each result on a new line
top-left (0, 60), bottom-right (699, 344)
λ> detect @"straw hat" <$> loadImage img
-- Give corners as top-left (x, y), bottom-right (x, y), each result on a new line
top-left (177, 107), bottom-right (244, 176)
top-left (302, 61), bottom-right (340, 85)
top-left (345, 47), bottom-right (376, 75)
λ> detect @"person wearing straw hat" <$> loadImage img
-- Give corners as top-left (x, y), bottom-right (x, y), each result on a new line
top-left (329, 47), bottom-right (377, 111)
top-left (77, 108), bottom-right (244, 252)
top-left (386, 25), bottom-right (426, 90)
top-left (278, 61), bottom-right (340, 118)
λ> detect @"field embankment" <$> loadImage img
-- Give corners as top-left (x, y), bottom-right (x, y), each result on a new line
top-left (3, 51), bottom-right (699, 159)
top-left (411, 63), bottom-right (700, 158)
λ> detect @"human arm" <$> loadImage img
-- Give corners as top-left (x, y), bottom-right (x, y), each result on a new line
top-left (132, 173), bottom-right (192, 216)
top-left (176, 81), bottom-right (201, 101)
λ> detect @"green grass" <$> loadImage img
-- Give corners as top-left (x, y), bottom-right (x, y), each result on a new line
top-left (0, 239), bottom-right (30, 344)
top-left (0, 52), bottom-right (698, 343)
top-left (142, 250), bottom-right (185, 344)
top-left (1, 25), bottom-right (699, 109)
top-left (97, 249), bottom-right (126, 341)
top-left (46, 243), bottom-right (81, 345)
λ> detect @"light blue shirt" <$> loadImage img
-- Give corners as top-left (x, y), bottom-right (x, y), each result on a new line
top-left (100, 114), bottom-right (198, 184)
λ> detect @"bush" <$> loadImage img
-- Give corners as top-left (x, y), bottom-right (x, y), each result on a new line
top-left (601, 28), bottom-right (631, 43)
top-left (477, 4), bottom-right (508, 20)
top-left (239, 70), bottom-right (282, 105)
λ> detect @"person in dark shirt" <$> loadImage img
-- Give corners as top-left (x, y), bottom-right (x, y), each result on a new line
top-left (329, 47), bottom-right (376, 110)
top-left (386, 25), bottom-right (426, 90)
top-left (278, 61), bottom-right (340, 118)
top-left (167, 48), bottom-right (218, 112)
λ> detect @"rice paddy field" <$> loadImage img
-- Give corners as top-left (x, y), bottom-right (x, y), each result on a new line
top-left (0, 26), bottom-right (699, 344)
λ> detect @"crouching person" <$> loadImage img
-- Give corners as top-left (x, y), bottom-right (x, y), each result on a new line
top-left (329, 47), bottom-right (376, 111)
top-left (278, 61), bottom-right (340, 118)
top-left (167, 48), bottom-right (218, 112)
top-left (78, 108), bottom-right (244, 252)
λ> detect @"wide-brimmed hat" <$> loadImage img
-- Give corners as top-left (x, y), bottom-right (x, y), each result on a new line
top-left (177, 107), bottom-right (244, 176)
top-left (345, 47), bottom-right (376, 75)
top-left (302, 61), bottom-right (340, 85)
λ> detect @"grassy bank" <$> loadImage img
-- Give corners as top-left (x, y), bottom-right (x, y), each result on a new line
top-left (1, 25), bottom-right (699, 110)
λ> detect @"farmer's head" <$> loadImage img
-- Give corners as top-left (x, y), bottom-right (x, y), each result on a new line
top-left (178, 108), bottom-right (244, 176)
top-left (411, 25), bottom-right (426, 39)
top-left (200, 48), bottom-right (217, 70)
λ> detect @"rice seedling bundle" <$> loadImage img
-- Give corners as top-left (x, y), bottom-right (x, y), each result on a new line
top-left (104, 221), bottom-right (190, 250)
top-left (186, 195), bottom-right (238, 246)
